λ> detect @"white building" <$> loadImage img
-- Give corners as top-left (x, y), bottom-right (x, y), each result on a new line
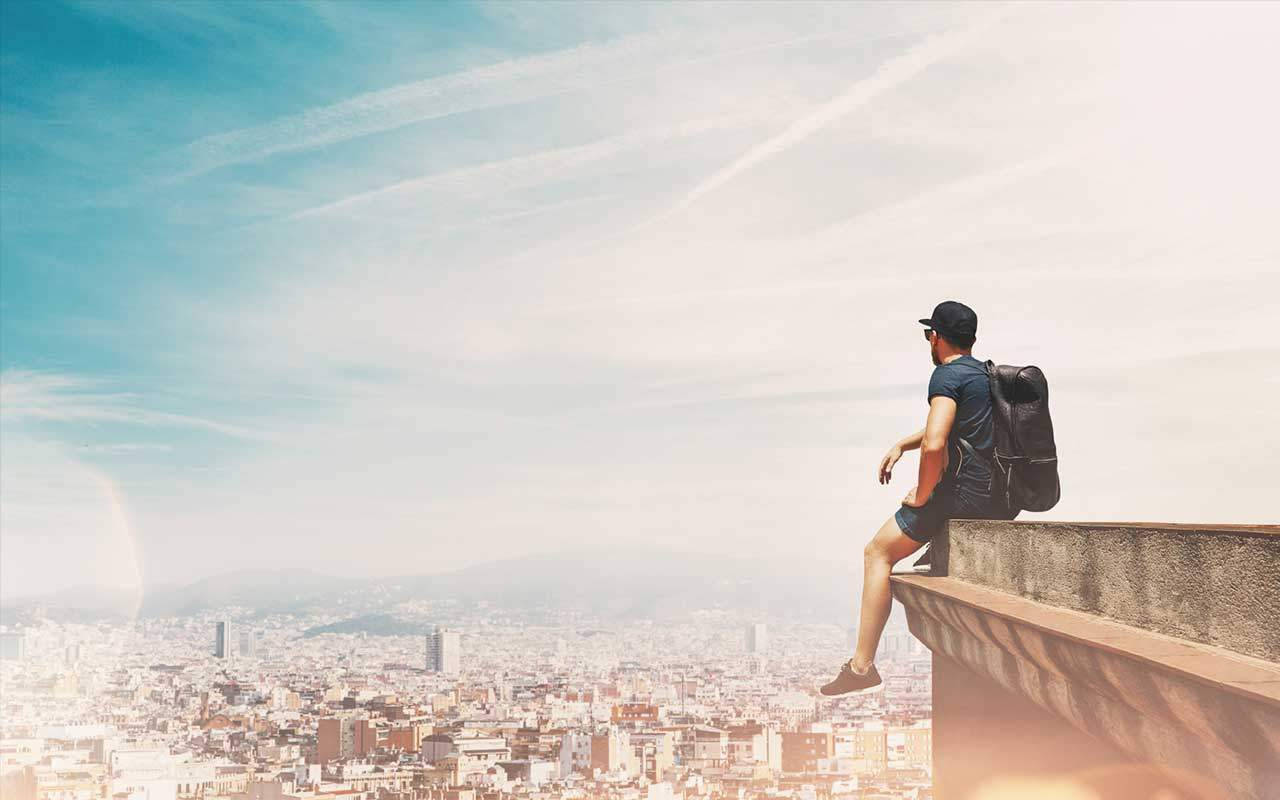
top-left (745, 623), bottom-right (768, 654)
top-left (238, 629), bottom-right (256, 659)
top-left (425, 628), bottom-right (461, 674)
top-left (690, 726), bottom-right (728, 768)
top-left (559, 731), bottom-right (594, 778)
top-left (559, 730), bottom-right (636, 779)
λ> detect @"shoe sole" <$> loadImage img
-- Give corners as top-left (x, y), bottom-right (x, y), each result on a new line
top-left (890, 564), bottom-right (931, 576)
top-left (819, 679), bottom-right (884, 697)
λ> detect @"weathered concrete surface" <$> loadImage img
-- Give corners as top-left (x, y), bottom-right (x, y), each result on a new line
top-left (894, 576), bottom-right (1280, 799)
top-left (944, 520), bottom-right (1280, 661)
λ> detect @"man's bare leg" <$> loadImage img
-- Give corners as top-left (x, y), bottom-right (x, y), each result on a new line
top-left (850, 515), bottom-right (925, 672)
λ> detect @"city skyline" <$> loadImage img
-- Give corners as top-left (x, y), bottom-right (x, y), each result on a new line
top-left (4, 1), bottom-right (1279, 601)
top-left (0, 596), bottom-right (935, 798)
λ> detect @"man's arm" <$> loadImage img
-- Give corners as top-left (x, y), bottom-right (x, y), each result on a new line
top-left (878, 428), bottom-right (925, 484)
top-left (904, 396), bottom-right (956, 507)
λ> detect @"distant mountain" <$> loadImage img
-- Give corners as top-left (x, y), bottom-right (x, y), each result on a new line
top-left (0, 584), bottom-right (142, 625)
top-left (138, 568), bottom-right (356, 618)
top-left (388, 548), bottom-right (856, 622)
top-left (2, 549), bottom-right (858, 624)
top-left (302, 613), bottom-right (430, 638)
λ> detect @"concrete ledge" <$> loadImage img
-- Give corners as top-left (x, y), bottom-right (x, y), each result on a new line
top-left (942, 520), bottom-right (1280, 661)
top-left (892, 575), bottom-right (1280, 799)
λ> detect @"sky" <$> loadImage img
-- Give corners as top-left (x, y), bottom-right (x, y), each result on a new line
top-left (2, 1), bottom-right (1278, 602)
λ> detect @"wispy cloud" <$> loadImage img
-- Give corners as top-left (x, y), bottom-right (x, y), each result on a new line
top-left (167, 33), bottom-right (657, 178)
top-left (1, 370), bottom-right (271, 441)
top-left (669, 8), bottom-right (1008, 215)
top-left (288, 113), bottom-right (771, 220)
top-left (169, 26), bottom-right (852, 181)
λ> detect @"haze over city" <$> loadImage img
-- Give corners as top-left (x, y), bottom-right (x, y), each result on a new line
top-left (3, 0), bottom-right (1278, 605)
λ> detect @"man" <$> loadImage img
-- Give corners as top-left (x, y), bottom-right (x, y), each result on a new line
top-left (820, 300), bottom-right (1016, 696)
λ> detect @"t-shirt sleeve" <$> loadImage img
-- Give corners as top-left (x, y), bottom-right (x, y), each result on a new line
top-left (927, 366), bottom-right (960, 402)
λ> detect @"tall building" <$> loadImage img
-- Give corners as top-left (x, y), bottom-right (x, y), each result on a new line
top-left (746, 622), bottom-right (768, 654)
top-left (318, 717), bottom-right (353, 763)
top-left (425, 628), bottom-right (461, 674)
top-left (214, 621), bottom-right (232, 659)
top-left (238, 629), bottom-right (256, 659)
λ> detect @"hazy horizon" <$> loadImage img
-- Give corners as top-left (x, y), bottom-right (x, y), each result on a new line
top-left (3, 1), bottom-right (1278, 601)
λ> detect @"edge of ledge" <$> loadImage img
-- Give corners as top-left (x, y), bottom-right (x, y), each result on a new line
top-left (891, 574), bottom-right (1280, 707)
top-left (947, 519), bottom-right (1280, 538)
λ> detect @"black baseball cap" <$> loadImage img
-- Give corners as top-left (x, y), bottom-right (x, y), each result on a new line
top-left (918, 300), bottom-right (977, 339)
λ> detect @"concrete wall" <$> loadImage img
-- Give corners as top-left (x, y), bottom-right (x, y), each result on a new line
top-left (895, 576), bottom-right (1280, 799)
top-left (945, 521), bottom-right (1280, 661)
top-left (894, 520), bottom-right (1280, 799)
top-left (931, 654), bottom-right (1127, 799)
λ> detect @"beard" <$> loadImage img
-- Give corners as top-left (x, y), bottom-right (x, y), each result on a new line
top-left (930, 342), bottom-right (941, 366)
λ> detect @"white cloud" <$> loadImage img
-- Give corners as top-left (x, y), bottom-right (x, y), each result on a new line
top-left (169, 23), bottom-right (888, 181)
top-left (7, 2), bottom-right (1280, 596)
top-left (1, 370), bottom-right (272, 441)
top-left (669, 6), bottom-right (1008, 215)
top-left (288, 112), bottom-right (778, 221)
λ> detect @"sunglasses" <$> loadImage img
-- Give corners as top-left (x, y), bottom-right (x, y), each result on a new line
top-left (923, 329), bottom-right (934, 341)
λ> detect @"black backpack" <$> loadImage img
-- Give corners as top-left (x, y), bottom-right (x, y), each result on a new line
top-left (985, 361), bottom-right (1060, 512)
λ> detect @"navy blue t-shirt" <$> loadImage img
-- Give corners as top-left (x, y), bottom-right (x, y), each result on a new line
top-left (927, 355), bottom-right (993, 493)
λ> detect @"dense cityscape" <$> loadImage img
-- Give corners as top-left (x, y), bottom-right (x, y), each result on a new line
top-left (0, 595), bottom-right (932, 800)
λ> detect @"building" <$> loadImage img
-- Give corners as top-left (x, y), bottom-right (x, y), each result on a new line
top-left (611, 703), bottom-right (659, 726)
top-left (745, 622), bottom-right (768, 654)
top-left (559, 730), bottom-right (635, 779)
top-left (727, 724), bottom-right (782, 771)
top-left (846, 724), bottom-right (886, 777)
top-left (213, 622), bottom-right (232, 660)
top-left (20, 763), bottom-right (109, 800)
top-left (766, 691), bottom-right (817, 727)
top-left (780, 730), bottom-right (833, 774)
top-left (425, 628), bottom-right (461, 675)
top-left (877, 630), bottom-right (926, 661)
top-left (387, 722), bottom-right (432, 753)
top-left (237, 629), bottom-right (256, 659)
top-left (422, 735), bottom-right (508, 764)
top-left (688, 726), bottom-right (728, 769)
top-left (0, 631), bottom-right (25, 661)
top-left (628, 731), bottom-right (674, 783)
top-left (422, 735), bottom-right (511, 784)
top-left (558, 732), bottom-right (592, 778)
top-left (901, 721), bottom-right (931, 770)
top-left (317, 716), bottom-right (377, 763)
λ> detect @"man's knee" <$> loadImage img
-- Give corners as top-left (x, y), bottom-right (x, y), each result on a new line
top-left (865, 517), bottom-right (922, 566)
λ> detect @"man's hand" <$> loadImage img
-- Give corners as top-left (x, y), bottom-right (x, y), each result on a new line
top-left (878, 445), bottom-right (904, 484)
top-left (901, 487), bottom-right (927, 508)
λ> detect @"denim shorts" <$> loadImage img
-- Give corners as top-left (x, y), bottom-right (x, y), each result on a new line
top-left (894, 482), bottom-right (1016, 544)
